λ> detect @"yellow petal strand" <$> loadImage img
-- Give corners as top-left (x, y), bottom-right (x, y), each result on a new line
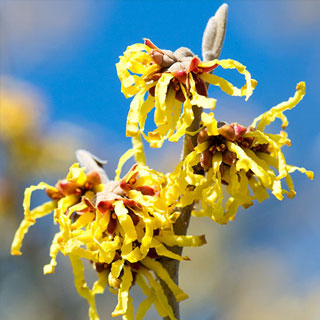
top-left (64, 240), bottom-right (99, 261)
top-left (126, 90), bottom-right (145, 137)
top-left (114, 201), bottom-right (137, 243)
top-left (141, 257), bottom-right (189, 302)
top-left (228, 163), bottom-right (241, 196)
top-left (66, 163), bottom-right (87, 186)
top-left (67, 202), bottom-right (88, 219)
top-left (285, 174), bottom-right (296, 199)
top-left (71, 211), bottom-right (95, 230)
top-left (109, 259), bottom-right (124, 289)
top-left (277, 150), bottom-right (288, 180)
top-left (136, 274), bottom-right (156, 320)
top-left (248, 176), bottom-right (269, 203)
top-left (122, 247), bottom-right (143, 263)
top-left (112, 266), bottom-right (133, 317)
top-left (252, 82), bottom-right (306, 131)
top-left (138, 94), bottom-right (155, 131)
top-left (151, 240), bottom-right (185, 261)
top-left (126, 43), bottom-right (151, 54)
top-left (136, 293), bottom-right (155, 320)
top-left (11, 200), bottom-right (57, 255)
top-left (154, 73), bottom-right (174, 126)
top-left (69, 255), bottom-right (99, 320)
top-left (169, 85), bottom-right (194, 143)
top-left (116, 44), bottom-right (153, 97)
top-left (131, 133), bottom-right (146, 165)
top-left (200, 73), bottom-right (241, 96)
top-left (272, 179), bottom-right (284, 200)
top-left (189, 74), bottom-right (217, 110)
top-left (115, 148), bottom-right (137, 180)
top-left (227, 141), bottom-right (272, 187)
top-left (111, 259), bottom-right (125, 279)
top-left (23, 182), bottom-right (52, 219)
top-left (199, 59), bottom-right (257, 100)
top-left (43, 233), bottom-right (61, 274)
top-left (167, 90), bottom-right (183, 138)
top-left (223, 197), bottom-right (240, 223)
top-left (92, 271), bottom-right (109, 295)
top-left (201, 112), bottom-right (218, 136)
top-left (287, 165), bottom-right (314, 180)
top-left (155, 234), bottom-right (206, 247)
top-left (238, 170), bottom-right (253, 208)
top-left (140, 267), bottom-right (177, 320)
top-left (183, 152), bottom-right (204, 186)
top-left (140, 220), bottom-right (154, 256)
top-left (123, 296), bottom-right (134, 320)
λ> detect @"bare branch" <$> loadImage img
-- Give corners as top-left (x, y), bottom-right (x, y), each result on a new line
top-left (162, 4), bottom-right (229, 320)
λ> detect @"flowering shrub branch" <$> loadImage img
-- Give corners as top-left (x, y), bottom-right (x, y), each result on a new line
top-left (11, 3), bottom-right (313, 320)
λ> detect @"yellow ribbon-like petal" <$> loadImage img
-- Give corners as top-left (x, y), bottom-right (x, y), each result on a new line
top-left (199, 58), bottom-right (257, 100)
top-left (11, 200), bottom-right (57, 255)
top-left (252, 82), bottom-right (306, 130)
top-left (112, 266), bottom-right (133, 317)
top-left (141, 257), bottom-right (189, 302)
top-left (69, 255), bottom-right (99, 320)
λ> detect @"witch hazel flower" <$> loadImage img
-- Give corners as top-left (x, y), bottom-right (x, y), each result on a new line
top-left (11, 159), bottom-right (206, 320)
top-left (116, 38), bottom-right (257, 148)
top-left (165, 82), bottom-right (314, 224)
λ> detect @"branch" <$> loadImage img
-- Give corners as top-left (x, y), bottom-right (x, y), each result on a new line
top-left (160, 4), bottom-right (228, 320)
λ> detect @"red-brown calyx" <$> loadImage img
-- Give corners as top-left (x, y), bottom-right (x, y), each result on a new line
top-left (197, 123), bottom-right (270, 172)
top-left (46, 170), bottom-right (102, 200)
top-left (144, 38), bottom-right (218, 101)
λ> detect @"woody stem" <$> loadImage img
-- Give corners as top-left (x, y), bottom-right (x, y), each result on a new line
top-left (160, 4), bottom-right (228, 318)
top-left (160, 105), bottom-right (203, 320)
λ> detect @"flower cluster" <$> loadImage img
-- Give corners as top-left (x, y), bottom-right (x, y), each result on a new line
top-left (11, 163), bottom-right (206, 320)
top-left (116, 39), bottom-right (257, 148)
top-left (11, 20), bottom-right (315, 320)
top-left (165, 82), bottom-right (313, 224)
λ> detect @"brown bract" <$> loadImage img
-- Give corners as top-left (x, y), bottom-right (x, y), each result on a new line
top-left (144, 38), bottom-right (218, 101)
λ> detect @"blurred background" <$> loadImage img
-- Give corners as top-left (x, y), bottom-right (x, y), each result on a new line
top-left (0, 0), bottom-right (319, 319)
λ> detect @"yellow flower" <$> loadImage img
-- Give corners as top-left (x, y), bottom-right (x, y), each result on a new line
top-left (0, 77), bottom-right (42, 140)
top-left (165, 82), bottom-right (313, 224)
top-left (11, 163), bottom-right (206, 320)
top-left (116, 39), bottom-right (257, 148)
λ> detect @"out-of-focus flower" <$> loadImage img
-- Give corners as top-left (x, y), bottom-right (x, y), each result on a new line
top-left (0, 77), bottom-right (87, 217)
top-left (0, 82), bottom-right (42, 140)
top-left (165, 82), bottom-right (313, 224)
top-left (116, 39), bottom-right (257, 148)
top-left (11, 163), bottom-right (206, 320)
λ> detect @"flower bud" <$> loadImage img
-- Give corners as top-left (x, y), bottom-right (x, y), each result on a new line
top-left (150, 50), bottom-right (164, 66)
top-left (85, 171), bottom-right (101, 189)
top-left (97, 200), bottom-right (114, 213)
top-left (233, 124), bottom-right (247, 140)
top-left (135, 185), bottom-right (156, 196)
top-left (222, 150), bottom-right (237, 165)
top-left (56, 179), bottom-right (79, 196)
top-left (144, 38), bottom-right (158, 49)
top-left (45, 188), bottom-right (62, 200)
top-left (188, 56), bottom-right (201, 72)
top-left (197, 127), bottom-right (209, 144)
top-left (172, 70), bottom-right (187, 84)
top-left (217, 124), bottom-right (236, 141)
top-left (107, 214), bottom-right (117, 235)
top-left (200, 149), bottom-right (213, 170)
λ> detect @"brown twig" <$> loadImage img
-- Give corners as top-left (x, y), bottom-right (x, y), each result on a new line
top-left (160, 4), bottom-right (228, 319)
